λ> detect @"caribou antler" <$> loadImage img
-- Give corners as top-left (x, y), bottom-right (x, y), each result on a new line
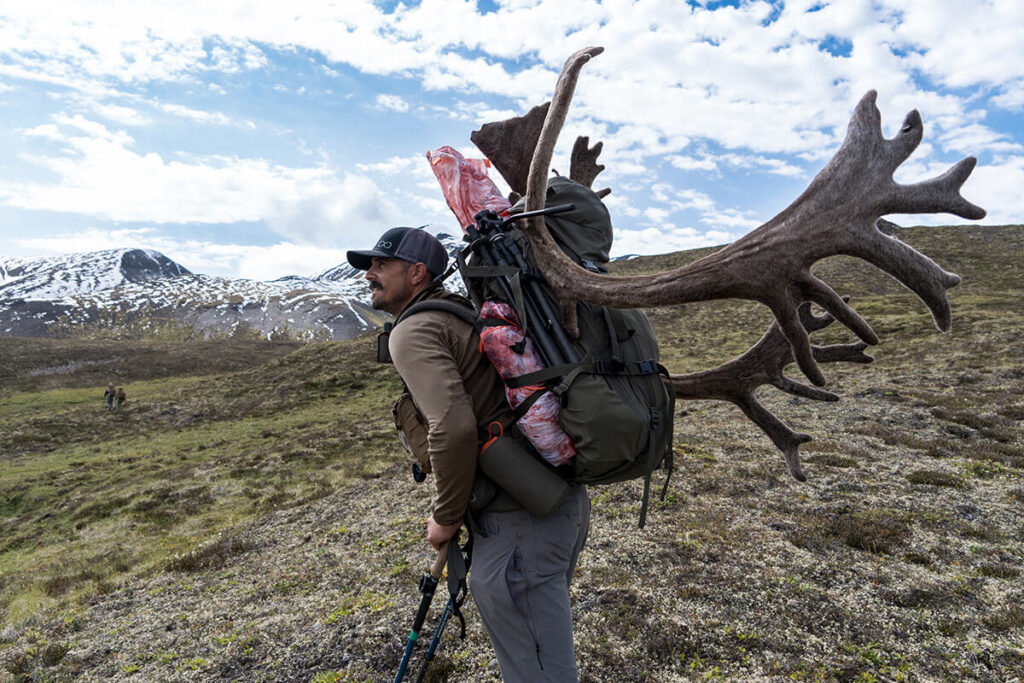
top-left (569, 135), bottom-right (608, 195)
top-left (670, 301), bottom-right (873, 481)
top-left (471, 102), bottom-right (549, 199)
top-left (468, 46), bottom-right (985, 480)
top-left (472, 106), bottom-right (612, 199)
top-left (505, 46), bottom-right (984, 388)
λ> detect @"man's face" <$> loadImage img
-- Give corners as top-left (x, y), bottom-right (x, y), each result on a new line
top-left (366, 257), bottom-right (418, 316)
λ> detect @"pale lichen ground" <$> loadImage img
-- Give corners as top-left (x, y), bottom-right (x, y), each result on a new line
top-left (1, 357), bottom-right (1020, 682)
top-left (2, 225), bottom-right (1022, 682)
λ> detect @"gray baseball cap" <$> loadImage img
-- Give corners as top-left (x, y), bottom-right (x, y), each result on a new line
top-left (346, 227), bottom-right (448, 276)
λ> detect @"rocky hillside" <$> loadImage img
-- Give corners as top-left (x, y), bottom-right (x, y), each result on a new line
top-left (0, 224), bottom-right (1021, 682)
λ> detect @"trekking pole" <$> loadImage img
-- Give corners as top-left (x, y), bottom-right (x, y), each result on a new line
top-left (414, 593), bottom-right (455, 682)
top-left (394, 545), bottom-right (448, 683)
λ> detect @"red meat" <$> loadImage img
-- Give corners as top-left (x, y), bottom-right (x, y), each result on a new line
top-left (477, 300), bottom-right (576, 466)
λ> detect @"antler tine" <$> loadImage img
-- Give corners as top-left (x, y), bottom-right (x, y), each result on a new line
top-left (471, 102), bottom-right (550, 197)
top-left (848, 229), bottom-right (963, 331)
top-left (671, 303), bottom-right (875, 479)
top-left (799, 297), bottom-right (843, 332)
top-left (814, 341), bottom-right (873, 364)
top-left (525, 46), bottom-right (605, 210)
top-left (522, 46), bottom-right (605, 336)
top-left (668, 302), bottom-right (872, 481)
top-left (569, 135), bottom-right (606, 189)
top-left (799, 298), bottom-right (877, 362)
top-left (736, 399), bottom-right (812, 481)
top-left (890, 156), bottom-right (987, 220)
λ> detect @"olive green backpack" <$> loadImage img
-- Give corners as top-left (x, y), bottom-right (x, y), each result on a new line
top-left (458, 176), bottom-right (676, 526)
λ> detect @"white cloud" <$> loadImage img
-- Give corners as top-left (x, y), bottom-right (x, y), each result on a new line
top-left (375, 94), bottom-right (410, 113)
top-left (90, 101), bottom-right (152, 127)
top-left (230, 243), bottom-right (350, 281)
top-left (0, 0), bottom-right (1017, 273)
top-left (667, 155), bottom-right (719, 173)
top-left (1, 1), bottom-right (1018, 170)
top-left (356, 155), bottom-right (419, 175)
top-left (16, 227), bottom-right (162, 256)
top-left (612, 225), bottom-right (735, 258)
top-left (890, 0), bottom-right (1024, 90)
top-left (992, 81), bottom-right (1024, 110)
top-left (718, 153), bottom-right (806, 178)
top-left (0, 114), bottom-right (402, 245)
top-left (158, 102), bottom-right (232, 125)
top-left (939, 124), bottom-right (1023, 157)
top-left (701, 209), bottom-right (761, 231)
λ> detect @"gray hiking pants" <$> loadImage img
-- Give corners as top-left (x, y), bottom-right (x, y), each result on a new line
top-left (470, 484), bottom-right (590, 682)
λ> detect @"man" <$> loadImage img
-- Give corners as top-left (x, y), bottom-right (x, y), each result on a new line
top-left (347, 226), bottom-right (590, 682)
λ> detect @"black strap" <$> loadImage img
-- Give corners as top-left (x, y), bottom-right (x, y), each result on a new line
top-left (457, 246), bottom-right (530, 333)
top-left (504, 355), bottom-right (659, 388)
top-left (382, 295), bottom-right (478, 365)
top-left (602, 308), bottom-right (622, 367)
top-left (447, 534), bottom-right (472, 639)
top-left (504, 361), bottom-right (582, 388)
top-left (510, 386), bottom-right (549, 422)
top-left (396, 299), bottom-right (477, 327)
top-left (660, 448), bottom-right (674, 502)
top-left (639, 473), bottom-right (652, 530)
top-left (592, 358), bottom-right (660, 376)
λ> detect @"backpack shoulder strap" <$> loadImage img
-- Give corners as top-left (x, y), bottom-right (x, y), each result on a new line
top-left (396, 299), bottom-right (478, 327)
top-left (377, 294), bottom-right (478, 365)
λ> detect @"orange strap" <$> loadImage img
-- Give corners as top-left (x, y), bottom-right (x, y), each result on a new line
top-left (477, 325), bottom-right (505, 353)
top-left (479, 421), bottom-right (504, 455)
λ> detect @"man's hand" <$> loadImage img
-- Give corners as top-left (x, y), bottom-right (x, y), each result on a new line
top-left (427, 516), bottom-right (461, 550)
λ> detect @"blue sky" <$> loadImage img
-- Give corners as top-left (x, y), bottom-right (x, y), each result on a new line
top-left (0, 0), bottom-right (1020, 280)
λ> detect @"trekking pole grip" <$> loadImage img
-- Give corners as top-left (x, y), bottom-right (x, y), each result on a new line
top-left (430, 543), bottom-right (448, 580)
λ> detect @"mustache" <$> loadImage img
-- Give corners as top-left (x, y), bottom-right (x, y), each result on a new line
top-left (369, 280), bottom-right (382, 290)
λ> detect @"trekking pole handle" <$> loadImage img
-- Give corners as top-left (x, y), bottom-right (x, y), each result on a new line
top-left (430, 543), bottom-right (448, 580)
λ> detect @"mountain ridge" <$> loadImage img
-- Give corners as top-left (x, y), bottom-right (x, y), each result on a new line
top-left (0, 233), bottom-right (466, 340)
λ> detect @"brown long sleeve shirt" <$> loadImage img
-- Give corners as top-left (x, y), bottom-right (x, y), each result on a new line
top-left (388, 291), bottom-right (511, 526)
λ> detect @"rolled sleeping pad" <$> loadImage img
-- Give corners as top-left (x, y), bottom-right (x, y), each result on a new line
top-left (478, 435), bottom-right (569, 518)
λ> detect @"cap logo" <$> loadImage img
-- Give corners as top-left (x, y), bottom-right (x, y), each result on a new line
top-left (376, 240), bottom-right (393, 249)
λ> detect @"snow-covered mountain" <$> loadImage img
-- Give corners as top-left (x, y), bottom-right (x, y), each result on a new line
top-left (0, 232), bottom-right (467, 340)
top-left (0, 249), bottom-right (191, 300)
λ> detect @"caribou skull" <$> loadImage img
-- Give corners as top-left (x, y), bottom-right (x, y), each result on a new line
top-left (470, 46), bottom-right (986, 481)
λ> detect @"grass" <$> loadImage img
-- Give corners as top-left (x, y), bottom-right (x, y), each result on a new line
top-left (0, 339), bottom-right (403, 622)
top-left (0, 224), bottom-right (1022, 681)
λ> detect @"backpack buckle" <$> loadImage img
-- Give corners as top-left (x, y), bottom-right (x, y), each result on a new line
top-left (636, 359), bottom-right (657, 375)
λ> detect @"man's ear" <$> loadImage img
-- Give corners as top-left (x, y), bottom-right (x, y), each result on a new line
top-left (410, 262), bottom-right (430, 286)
